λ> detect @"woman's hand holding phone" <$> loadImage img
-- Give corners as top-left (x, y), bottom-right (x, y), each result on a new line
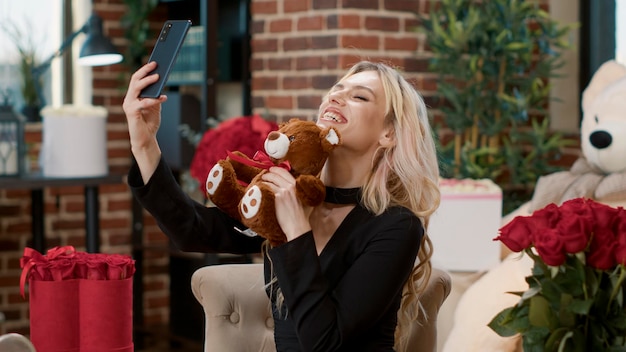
top-left (123, 19), bottom-right (191, 182)
top-left (139, 20), bottom-right (191, 98)
top-left (122, 61), bottom-right (168, 183)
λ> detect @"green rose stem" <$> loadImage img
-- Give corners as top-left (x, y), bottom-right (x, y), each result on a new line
top-left (607, 265), bottom-right (626, 315)
top-left (574, 252), bottom-right (590, 301)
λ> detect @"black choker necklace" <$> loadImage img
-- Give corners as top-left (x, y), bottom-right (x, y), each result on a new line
top-left (325, 186), bottom-right (362, 204)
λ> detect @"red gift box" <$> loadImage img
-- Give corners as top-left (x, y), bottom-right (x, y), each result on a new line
top-left (20, 246), bottom-right (135, 352)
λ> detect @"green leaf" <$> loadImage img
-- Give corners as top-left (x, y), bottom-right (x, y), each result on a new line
top-left (566, 298), bottom-right (593, 315)
top-left (505, 41), bottom-right (531, 51)
top-left (544, 328), bottom-right (570, 352)
top-left (558, 294), bottom-right (576, 327)
top-left (529, 295), bottom-right (557, 329)
top-left (488, 306), bottom-right (526, 337)
top-left (522, 326), bottom-right (551, 352)
top-left (521, 286), bottom-right (541, 302)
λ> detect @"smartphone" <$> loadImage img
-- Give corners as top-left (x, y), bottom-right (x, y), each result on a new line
top-left (139, 20), bottom-right (192, 98)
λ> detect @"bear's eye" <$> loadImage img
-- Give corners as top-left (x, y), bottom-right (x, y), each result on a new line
top-left (289, 135), bottom-right (296, 142)
top-left (595, 115), bottom-right (599, 124)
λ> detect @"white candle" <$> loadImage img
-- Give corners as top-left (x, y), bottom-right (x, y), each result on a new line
top-left (40, 104), bottom-right (108, 177)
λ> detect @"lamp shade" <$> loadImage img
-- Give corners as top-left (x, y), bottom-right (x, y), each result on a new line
top-left (78, 15), bottom-right (123, 66)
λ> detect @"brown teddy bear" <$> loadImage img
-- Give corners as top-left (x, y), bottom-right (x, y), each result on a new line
top-left (205, 118), bottom-right (341, 246)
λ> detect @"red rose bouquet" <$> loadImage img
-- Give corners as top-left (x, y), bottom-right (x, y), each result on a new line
top-left (489, 198), bottom-right (626, 351)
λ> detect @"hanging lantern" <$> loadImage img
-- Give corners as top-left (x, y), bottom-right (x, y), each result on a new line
top-left (0, 92), bottom-right (25, 177)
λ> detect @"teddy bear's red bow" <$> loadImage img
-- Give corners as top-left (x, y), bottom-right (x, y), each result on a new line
top-left (227, 150), bottom-right (291, 171)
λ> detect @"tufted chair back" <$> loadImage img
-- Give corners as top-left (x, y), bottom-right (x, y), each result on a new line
top-left (191, 263), bottom-right (451, 352)
top-left (0, 333), bottom-right (37, 352)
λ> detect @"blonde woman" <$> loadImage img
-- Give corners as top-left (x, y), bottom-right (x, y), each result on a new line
top-left (123, 60), bottom-right (440, 351)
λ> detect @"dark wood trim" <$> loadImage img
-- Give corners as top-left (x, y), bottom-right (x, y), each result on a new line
top-left (203, 0), bottom-right (218, 129)
top-left (240, 0), bottom-right (252, 115)
top-left (579, 0), bottom-right (616, 101)
top-left (63, 0), bottom-right (73, 104)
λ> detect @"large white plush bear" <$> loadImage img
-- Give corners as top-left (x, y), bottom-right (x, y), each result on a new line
top-left (442, 60), bottom-right (626, 352)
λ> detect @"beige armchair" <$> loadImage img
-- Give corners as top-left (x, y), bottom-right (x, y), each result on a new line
top-left (191, 263), bottom-right (451, 352)
top-left (0, 333), bottom-right (37, 352)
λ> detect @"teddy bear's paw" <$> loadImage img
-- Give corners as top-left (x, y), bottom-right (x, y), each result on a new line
top-left (206, 164), bottom-right (225, 196)
top-left (240, 185), bottom-right (262, 219)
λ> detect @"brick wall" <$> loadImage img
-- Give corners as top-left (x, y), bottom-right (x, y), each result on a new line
top-left (0, 0), bottom-right (579, 339)
top-left (250, 0), bottom-right (434, 122)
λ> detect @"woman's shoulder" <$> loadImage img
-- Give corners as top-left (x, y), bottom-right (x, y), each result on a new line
top-left (355, 206), bottom-right (422, 256)
top-left (383, 205), bottom-right (418, 216)
top-left (382, 205), bottom-right (422, 224)
top-left (355, 205), bottom-right (423, 236)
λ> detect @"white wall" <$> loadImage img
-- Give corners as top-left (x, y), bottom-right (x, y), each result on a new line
top-left (71, 1), bottom-right (93, 106)
top-left (617, 0), bottom-right (626, 65)
top-left (549, 0), bottom-right (580, 134)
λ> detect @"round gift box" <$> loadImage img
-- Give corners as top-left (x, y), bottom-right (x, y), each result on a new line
top-left (41, 105), bottom-right (108, 178)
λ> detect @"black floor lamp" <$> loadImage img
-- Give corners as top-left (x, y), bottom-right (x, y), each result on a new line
top-left (32, 12), bottom-right (123, 108)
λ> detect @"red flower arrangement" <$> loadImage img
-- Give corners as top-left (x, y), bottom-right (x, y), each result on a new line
top-left (20, 246), bottom-right (135, 295)
top-left (489, 198), bottom-right (626, 351)
top-left (19, 246), bottom-right (136, 352)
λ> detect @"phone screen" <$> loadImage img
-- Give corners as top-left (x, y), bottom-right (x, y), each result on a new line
top-left (139, 20), bottom-right (192, 98)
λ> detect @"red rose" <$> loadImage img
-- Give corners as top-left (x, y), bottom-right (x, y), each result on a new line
top-left (105, 254), bottom-right (136, 280)
top-left (613, 209), bottom-right (626, 265)
top-left (581, 201), bottom-right (622, 270)
top-left (559, 198), bottom-right (595, 223)
top-left (72, 252), bottom-right (90, 279)
top-left (85, 257), bottom-right (108, 280)
top-left (555, 216), bottom-right (592, 254)
top-left (559, 198), bottom-right (591, 215)
top-left (533, 228), bottom-right (566, 266)
top-left (531, 203), bottom-right (561, 229)
top-left (587, 227), bottom-right (617, 270)
top-left (613, 207), bottom-right (626, 232)
top-left (615, 235), bottom-right (626, 266)
top-left (588, 200), bottom-right (621, 230)
top-left (49, 258), bottom-right (76, 281)
top-left (30, 261), bottom-right (54, 281)
top-left (495, 216), bottom-right (534, 252)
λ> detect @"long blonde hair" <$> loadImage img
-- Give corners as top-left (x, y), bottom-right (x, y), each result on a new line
top-left (335, 61), bottom-right (441, 349)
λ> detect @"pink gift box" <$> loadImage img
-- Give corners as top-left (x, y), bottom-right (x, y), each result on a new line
top-left (429, 179), bottom-right (503, 272)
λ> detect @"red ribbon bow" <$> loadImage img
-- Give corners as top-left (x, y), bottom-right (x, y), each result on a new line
top-left (20, 246), bottom-right (76, 298)
top-left (227, 150), bottom-right (291, 171)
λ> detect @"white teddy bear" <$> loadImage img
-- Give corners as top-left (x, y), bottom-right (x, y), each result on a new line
top-left (442, 60), bottom-right (626, 352)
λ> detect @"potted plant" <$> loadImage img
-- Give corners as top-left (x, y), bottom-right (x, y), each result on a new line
top-left (1, 19), bottom-right (43, 122)
top-left (419, 0), bottom-right (577, 214)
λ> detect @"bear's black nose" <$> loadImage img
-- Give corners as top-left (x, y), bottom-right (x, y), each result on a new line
top-left (589, 130), bottom-right (612, 149)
